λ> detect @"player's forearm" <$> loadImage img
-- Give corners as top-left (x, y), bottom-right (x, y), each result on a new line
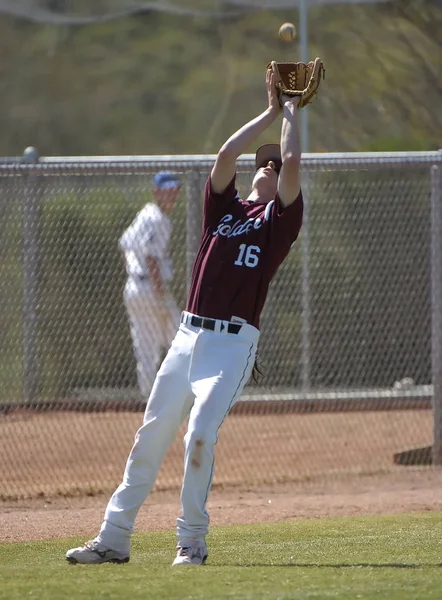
top-left (219, 107), bottom-right (280, 159)
top-left (151, 275), bottom-right (164, 298)
top-left (146, 256), bottom-right (165, 298)
top-left (280, 101), bottom-right (301, 163)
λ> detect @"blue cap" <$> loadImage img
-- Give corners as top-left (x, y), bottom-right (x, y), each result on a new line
top-left (153, 171), bottom-right (181, 189)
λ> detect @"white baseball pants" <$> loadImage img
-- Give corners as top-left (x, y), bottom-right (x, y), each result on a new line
top-left (123, 277), bottom-right (180, 398)
top-left (98, 312), bottom-right (259, 552)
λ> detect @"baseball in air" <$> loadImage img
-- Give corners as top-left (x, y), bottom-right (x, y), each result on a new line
top-left (279, 22), bottom-right (296, 42)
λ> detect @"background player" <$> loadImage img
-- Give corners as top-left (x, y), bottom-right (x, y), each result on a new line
top-left (119, 172), bottom-right (182, 398)
top-left (66, 69), bottom-right (303, 566)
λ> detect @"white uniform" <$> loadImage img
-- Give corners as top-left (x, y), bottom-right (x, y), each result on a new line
top-left (119, 203), bottom-right (180, 398)
top-left (98, 314), bottom-right (259, 553)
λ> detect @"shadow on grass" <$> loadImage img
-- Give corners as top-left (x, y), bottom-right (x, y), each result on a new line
top-left (231, 563), bottom-right (442, 569)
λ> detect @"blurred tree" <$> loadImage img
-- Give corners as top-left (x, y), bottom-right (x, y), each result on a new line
top-left (0, 1), bottom-right (439, 156)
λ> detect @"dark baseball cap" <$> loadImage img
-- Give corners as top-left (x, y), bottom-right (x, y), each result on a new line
top-left (255, 144), bottom-right (282, 173)
top-left (153, 171), bottom-right (181, 189)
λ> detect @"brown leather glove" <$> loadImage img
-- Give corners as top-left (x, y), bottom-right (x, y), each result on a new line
top-left (267, 57), bottom-right (325, 108)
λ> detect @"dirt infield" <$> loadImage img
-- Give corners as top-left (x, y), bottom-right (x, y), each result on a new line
top-left (1, 409), bottom-right (442, 543)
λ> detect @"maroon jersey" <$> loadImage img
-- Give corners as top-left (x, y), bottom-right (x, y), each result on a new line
top-left (186, 175), bottom-right (303, 329)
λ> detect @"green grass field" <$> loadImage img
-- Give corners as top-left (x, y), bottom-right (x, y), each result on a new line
top-left (1, 512), bottom-right (441, 600)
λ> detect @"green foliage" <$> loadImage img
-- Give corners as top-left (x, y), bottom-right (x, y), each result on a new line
top-left (305, 169), bottom-right (431, 387)
top-left (0, 201), bottom-right (24, 399)
top-left (0, 512), bottom-right (441, 599)
top-left (0, 1), bottom-right (440, 156)
top-left (362, 135), bottom-right (432, 152)
top-left (38, 189), bottom-right (136, 397)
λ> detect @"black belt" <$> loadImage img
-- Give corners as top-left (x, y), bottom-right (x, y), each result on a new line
top-left (181, 313), bottom-right (242, 335)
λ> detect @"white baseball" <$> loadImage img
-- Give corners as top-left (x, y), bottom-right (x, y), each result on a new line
top-left (279, 22), bottom-right (296, 42)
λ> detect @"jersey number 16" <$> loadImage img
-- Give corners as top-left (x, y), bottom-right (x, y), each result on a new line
top-left (234, 244), bottom-right (261, 268)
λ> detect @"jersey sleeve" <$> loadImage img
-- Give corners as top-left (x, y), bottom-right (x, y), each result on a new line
top-left (203, 175), bottom-right (238, 232)
top-left (270, 189), bottom-right (304, 245)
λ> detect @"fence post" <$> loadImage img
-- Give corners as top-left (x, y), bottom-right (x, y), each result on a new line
top-left (185, 169), bottom-right (202, 295)
top-left (300, 169), bottom-right (311, 390)
top-left (22, 146), bottom-right (42, 404)
top-left (431, 165), bottom-right (442, 466)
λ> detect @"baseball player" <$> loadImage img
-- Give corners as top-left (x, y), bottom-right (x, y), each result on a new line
top-left (119, 172), bottom-right (182, 398)
top-left (66, 70), bottom-right (303, 566)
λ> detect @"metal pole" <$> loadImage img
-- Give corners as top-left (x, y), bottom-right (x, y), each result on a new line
top-left (22, 146), bottom-right (41, 404)
top-left (299, 0), bottom-right (309, 153)
top-left (300, 170), bottom-right (311, 390)
top-left (431, 165), bottom-right (442, 466)
top-left (185, 170), bottom-right (202, 295)
top-left (299, 0), bottom-right (311, 389)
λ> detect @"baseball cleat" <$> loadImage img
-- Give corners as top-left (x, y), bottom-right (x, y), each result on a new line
top-left (66, 539), bottom-right (130, 565)
top-left (172, 542), bottom-right (208, 566)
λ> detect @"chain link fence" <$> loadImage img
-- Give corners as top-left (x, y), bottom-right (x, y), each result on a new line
top-left (0, 150), bottom-right (441, 499)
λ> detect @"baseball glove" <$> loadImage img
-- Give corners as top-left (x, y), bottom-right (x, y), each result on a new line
top-left (267, 57), bottom-right (325, 109)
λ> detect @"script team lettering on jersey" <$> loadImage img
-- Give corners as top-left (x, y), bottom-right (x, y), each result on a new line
top-left (212, 214), bottom-right (263, 238)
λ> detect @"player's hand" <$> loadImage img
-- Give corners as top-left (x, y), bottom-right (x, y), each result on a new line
top-left (266, 69), bottom-right (281, 114)
top-left (280, 94), bottom-right (301, 109)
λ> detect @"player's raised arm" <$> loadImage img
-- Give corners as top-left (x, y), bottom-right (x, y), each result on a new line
top-left (210, 70), bottom-right (281, 195)
top-left (277, 95), bottom-right (302, 207)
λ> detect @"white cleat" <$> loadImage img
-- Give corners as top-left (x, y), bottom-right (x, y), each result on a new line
top-left (172, 543), bottom-right (208, 566)
top-left (66, 539), bottom-right (130, 565)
